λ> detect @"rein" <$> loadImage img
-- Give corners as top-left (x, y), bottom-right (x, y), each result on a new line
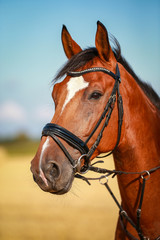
top-left (75, 161), bottom-right (160, 240)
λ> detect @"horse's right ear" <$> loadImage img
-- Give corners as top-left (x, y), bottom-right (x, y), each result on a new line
top-left (95, 21), bottom-right (115, 62)
top-left (61, 25), bottom-right (82, 59)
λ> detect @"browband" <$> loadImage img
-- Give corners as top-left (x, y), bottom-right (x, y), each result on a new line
top-left (67, 65), bottom-right (121, 82)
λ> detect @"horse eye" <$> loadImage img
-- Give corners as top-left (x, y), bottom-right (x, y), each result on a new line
top-left (89, 92), bottom-right (102, 100)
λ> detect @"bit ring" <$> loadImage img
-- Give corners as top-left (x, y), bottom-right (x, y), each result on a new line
top-left (141, 171), bottom-right (150, 180)
top-left (99, 176), bottom-right (108, 185)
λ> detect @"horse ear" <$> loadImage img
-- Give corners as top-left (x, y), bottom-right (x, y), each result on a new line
top-left (61, 25), bottom-right (82, 59)
top-left (95, 21), bottom-right (115, 62)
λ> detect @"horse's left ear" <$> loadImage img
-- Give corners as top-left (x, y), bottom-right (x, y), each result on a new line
top-left (95, 21), bottom-right (115, 62)
top-left (61, 25), bottom-right (82, 59)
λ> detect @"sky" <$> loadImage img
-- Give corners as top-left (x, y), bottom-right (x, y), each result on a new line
top-left (0, 0), bottom-right (160, 139)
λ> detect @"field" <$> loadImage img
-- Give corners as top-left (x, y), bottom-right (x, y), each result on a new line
top-left (0, 143), bottom-right (120, 240)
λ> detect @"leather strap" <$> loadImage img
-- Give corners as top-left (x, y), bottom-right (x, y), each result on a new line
top-left (42, 123), bottom-right (89, 154)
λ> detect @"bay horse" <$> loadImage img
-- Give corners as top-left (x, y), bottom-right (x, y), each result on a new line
top-left (31, 21), bottom-right (160, 239)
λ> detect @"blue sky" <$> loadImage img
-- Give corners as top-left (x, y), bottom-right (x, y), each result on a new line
top-left (0, 0), bottom-right (160, 138)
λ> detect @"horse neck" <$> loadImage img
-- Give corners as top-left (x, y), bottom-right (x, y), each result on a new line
top-left (112, 66), bottom-right (160, 226)
top-left (113, 65), bottom-right (160, 173)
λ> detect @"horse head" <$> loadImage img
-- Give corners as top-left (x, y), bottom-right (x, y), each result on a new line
top-left (31, 21), bottom-right (123, 194)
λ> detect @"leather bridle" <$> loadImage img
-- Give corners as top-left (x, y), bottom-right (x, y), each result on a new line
top-left (41, 63), bottom-right (160, 239)
top-left (42, 63), bottom-right (123, 173)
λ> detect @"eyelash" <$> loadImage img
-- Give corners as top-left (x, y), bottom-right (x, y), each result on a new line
top-left (89, 92), bottom-right (103, 100)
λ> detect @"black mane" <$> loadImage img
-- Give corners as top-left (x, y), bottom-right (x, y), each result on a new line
top-left (55, 38), bottom-right (160, 109)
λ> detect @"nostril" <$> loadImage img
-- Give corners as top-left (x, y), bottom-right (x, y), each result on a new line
top-left (45, 162), bottom-right (60, 181)
top-left (50, 163), bottom-right (60, 178)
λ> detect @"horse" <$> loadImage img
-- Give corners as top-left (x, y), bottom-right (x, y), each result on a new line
top-left (31, 21), bottom-right (160, 239)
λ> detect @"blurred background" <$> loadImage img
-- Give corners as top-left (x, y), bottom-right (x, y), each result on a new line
top-left (0, 0), bottom-right (160, 239)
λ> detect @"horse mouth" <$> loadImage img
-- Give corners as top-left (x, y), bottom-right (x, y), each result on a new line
top-left (50, 187), bottom-right (71, 195)
top-left (49, 176), bottom-right (74, 195)
top-left (32, 171), bottom-right (74, 195)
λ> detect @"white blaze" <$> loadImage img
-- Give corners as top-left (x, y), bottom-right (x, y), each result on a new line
top-left (61, 76), bottom-right (89, 113)
top-left (39, 137), bottom-right (50, 186)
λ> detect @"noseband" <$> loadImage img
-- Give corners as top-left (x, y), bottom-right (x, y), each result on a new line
top-left (42, 63), bottom-right (123, 173)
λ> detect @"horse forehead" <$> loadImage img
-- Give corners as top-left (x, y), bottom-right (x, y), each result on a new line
top-left (67, 75), bottom-right (89, 95)
top-left (61, 76), bottom-right (89, 112)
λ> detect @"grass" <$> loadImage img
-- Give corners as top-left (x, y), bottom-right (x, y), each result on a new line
top-left (0, 147), bottom-right (120, 240)
top-left (0, 139), bottom-right (40, 156)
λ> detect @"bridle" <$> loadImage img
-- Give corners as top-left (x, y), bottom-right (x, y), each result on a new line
top-left (42, 63), bottom-right (123, 173)
top-left (41, 63), bottom-right (160, 240)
